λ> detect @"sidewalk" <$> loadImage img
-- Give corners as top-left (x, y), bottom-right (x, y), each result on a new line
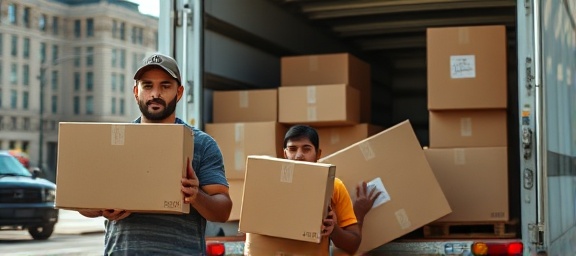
top-left (54, 209), bottom-right (105, 235)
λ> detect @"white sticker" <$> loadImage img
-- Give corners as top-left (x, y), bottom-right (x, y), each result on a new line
top-left (307, 106), bottom-right (317, 121)
top-left (450, 55), bottom-right (476, 79)
top-left (453, 148), bottom-right (466, 165)
top-left (395, 209), bottom-right (412, 230)
top-left (111, 125), bottom-right (125, 145)
top-left (366, 177), bottom-right (391, 209)
top-left (280, 163), bottom-right (294, 183)
top-left (239, 91), bottom-right (249, 108)
top-left (460, 117), bottom-right (472, 137)
top-left (359, 141), bottom-right (375, 160)
top-left (306, 86), bottom-right (317, 104)
top-left (234, 123), bottom-right (245, 143)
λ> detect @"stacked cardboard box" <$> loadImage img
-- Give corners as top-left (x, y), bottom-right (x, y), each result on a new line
top-left (426, 25), bottom-right (509, 222)
top-left (205, 89), bottom-right (287, 221)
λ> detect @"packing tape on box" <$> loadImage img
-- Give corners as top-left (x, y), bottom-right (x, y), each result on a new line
top-left (280, 163), bottom-right (294, 183)
top-left (308, 56), bottom-right (319, 71)
top-left (307, 86), bottom-right (317, 104)
top-left (395, 209), bottom-right (412, 230)
top-left (239, 91), bottom-right (249, 108)
top-left (453, 148), bottom-right (466, 165)
top-left (460, 117), bottom-right (472, 137)
top-left (330, 129), bottom-right (340, 145)
top-left (111, 125), bottom-right (125, 145)
top-left (234, 123), bottom-right (245, 171)
top-left (358, 141), bottom-right (375, 161)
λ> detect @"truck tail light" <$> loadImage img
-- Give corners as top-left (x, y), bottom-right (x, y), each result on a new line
top-left (206, 242), bottom-right (225, 256)
top-left (472, 241), bottom-right (523, 256)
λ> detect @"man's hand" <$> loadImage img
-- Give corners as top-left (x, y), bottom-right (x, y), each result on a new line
top-left (182, 158), bottom-right (200, 204)
top-left (354, 181), bottom-right (381, 224)
top-left (78, 209), bottom-right (103, 218)
top-left (322, 205), bottom-right (338, 237)
top-left (102, 209), bottom-right (131, 221)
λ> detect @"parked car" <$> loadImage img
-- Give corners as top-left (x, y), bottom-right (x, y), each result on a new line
top-left (0, 150), bottom-right (58, 240)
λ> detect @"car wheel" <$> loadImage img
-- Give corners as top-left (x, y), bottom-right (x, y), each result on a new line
top-left (28, 224), bottom-right (55, 240)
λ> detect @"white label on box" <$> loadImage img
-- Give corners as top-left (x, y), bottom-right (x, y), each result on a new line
top-left (460, 117), bottom-right (472, 137)
top-left (450, 55), bottom-right (476, 79)
top-left (395, 209), bottom-right (412, 230)
top-left (366, 177), bottom-right (391, 209)
top-left (239, 91), bottom-right (249, 108)
top-left (306, 86), bottom-right (317, 104)
top-left (453, 148), bottom-right (466, 165)
top-left (359, 141), bottom-right (375, 160)
top-left (111, 125), bottom-right (125, 145)
top-left (307, 106), bottom-right (317, 121)
top-left (330, 129), bottom-right (340, 144)
top-left (234, 148), bottom-right (244, 171)
top-left (280, 163), bottom-right (294, 183)
top-left (235, 123), bottom-right (245, 143)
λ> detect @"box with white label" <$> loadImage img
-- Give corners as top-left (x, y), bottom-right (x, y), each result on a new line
top-left (429, 110), bottom-right (507, 148)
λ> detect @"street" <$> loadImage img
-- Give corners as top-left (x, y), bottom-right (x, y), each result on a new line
top-left (0, 210), bottom-right (106, 256)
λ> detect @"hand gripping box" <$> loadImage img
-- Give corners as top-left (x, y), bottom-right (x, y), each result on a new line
top-left (239, 155), bottom-right (335, 243)
top-left (319, 120), bottom-right (451, 252)
top-left (55, 122), bottom-right (193, 214)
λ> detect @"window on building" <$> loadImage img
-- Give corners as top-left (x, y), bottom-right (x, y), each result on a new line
top-left (86, 47), bottom-right (94, 66)
top-left (23, 7), bottom-right (30, 28)
top-left (120, 98), bottom-right (125, 115)
top-left (73, 96), bottom-right (80, 114)
top-left (10, 90), bottom-right (17, 109)
top-left (10, 118), bottom-right (17, 131)
top-left (10, 64), bottom-right (17, 84)
top-left (23, 38), bottom-right (30, 58)
top-left (111, 48), bottom-right (117, 67)
top-left (120, 49), bottom-right (126, 69)
top-left (74, 19), bottom-right (81, 38)
top-left (86, 72), bottom-right (94, 91)
top-left (132, 53), bottom-right (138, 71)
top-left (119, 74), bottom-right (125, 92)
top-left (74, 72), bottom-right (81, 91)
top-left (39, 14), bottom-right (47, 31)
top-left (9, 140), bottom-right (16, 148)
top-left (86, 18), bottom-right (94, 37)
top-left (0, 63), bottom-right (2, 84)
top-left (138, 28), bottom-right (144, 45)
top-left (51, 70), bottom-right (58, 90)
top-left (120, 22), bottom-right (126, 40)
top-left (74, 47), bottom-right (81, 67)
top-left (22, 118), bottom-right (30, 130)
top-left (111, 97), bottom-right (116, 114)
top-left (86, 96), bottom-right (94, 115)
top-left (131, 27), bottom-right (137, 44)
top-left (0, 33), bottom-right (3, 56)
top-left (21, 140), bottom-right (29, 151)
top-left (52, 17), bottom-right (59, 35)
top-left (22, 91), bottom-right (28, 110)
top-left (22, 64), bottom-right (29, 86)
top-left (40, 43), bottom-right (46, 64)
top-left (8, 4), bottom-right (17, 25)
top-left (51, 95), bottom-right (57, 113)
top-left (0, 89), bottom-right (2, 108)
top-left (111, 73), bottom-right (117, 91)
top-left (11, 35), bottom-right (17, 57)
top-left (112, 20), bottom-right (117, 38)
top-left (52, 45), bottom-right (59, 62)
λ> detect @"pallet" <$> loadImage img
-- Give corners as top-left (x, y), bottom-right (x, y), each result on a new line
top-left (423, 219), bottom-right (519, 239)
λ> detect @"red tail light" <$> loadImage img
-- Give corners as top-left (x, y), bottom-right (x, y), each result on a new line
top-left (472, 242), bottom-right (523, 256)
top-left (207, 242), bottom-right (225, 256)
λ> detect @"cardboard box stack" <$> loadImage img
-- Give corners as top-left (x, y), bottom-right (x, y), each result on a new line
top-left (426, 25), bottom-right (509, 222)
top-left (205, 88), bottom-right (287, 221)
top-left (280, 53), bottom-right (384, 155)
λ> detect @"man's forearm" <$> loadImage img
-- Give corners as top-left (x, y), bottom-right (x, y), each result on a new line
top-left (331, 224), bottom-right (361, 255)
top-left (78, 209), bottom-right (103, 218)
top-left (190, 190), bottom-right (232, 222)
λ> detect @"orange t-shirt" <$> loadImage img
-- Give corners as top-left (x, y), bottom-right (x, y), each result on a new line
top-left (331, 178), bottom-right (357, 228)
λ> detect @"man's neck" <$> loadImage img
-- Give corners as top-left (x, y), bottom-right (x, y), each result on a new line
top-left (140, 116), bottom-right (177, 124)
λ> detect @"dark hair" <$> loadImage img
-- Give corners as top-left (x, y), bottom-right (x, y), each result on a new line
top-left (283, 125), bottom-right (320, 152)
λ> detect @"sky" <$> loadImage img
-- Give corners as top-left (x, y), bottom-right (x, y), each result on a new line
top-left (126, 0), bottom-right (160, 17)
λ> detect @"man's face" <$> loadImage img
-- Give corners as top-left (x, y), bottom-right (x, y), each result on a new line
top-left (283, 137), bottom-right (321, 163)
top-left (133, 68), bottom-right (182, 122)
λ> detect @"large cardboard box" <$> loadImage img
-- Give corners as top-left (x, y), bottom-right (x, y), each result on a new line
top-left (424, 147), bottom-right (509, 222)
top-left (212, 89), bottom-right (278, 123)
top-left (316, 123), bottom-right (385, 156)
top-left (427, 25), bottom-right (507, 110)
top-left (205, 122), bottom-right (286, 180)
top-left (244, 233), bottom-right (329, 256)
top-left (281, 53), bottom-right (372, 122)
top-left (239, 156), bottom-right (335, 243)
top-left (319, 120), bottom-right (451, 252)
top-left (279, 84), bottom-right (360, 126)
top-left (55, 123), bottom-right (192, 214)
top-left (227, 179), bottom-right (244, 221)
top-left (429, 110), bottom-right (507, 148)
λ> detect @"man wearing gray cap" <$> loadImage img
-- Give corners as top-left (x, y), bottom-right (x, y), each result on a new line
top-left (78, 53), bottom-right (232, 255)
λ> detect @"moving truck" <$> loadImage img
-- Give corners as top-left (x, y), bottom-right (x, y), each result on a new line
top-left (156, 0), bottom-right (576, 255)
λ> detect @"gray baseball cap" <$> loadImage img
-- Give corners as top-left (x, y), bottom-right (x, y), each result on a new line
top-left (134, 53), bottom-right (182, 85)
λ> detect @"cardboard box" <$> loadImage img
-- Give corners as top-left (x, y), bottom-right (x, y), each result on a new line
top-left (429, 110), bottom-right (507, 148)
top-left (239, 156), bottom-right (335, 243)
top-left (212, 89), bottom-right (278, 123)
top-left (204, 122), bottom-right (286, 180)
top-left (55, 123), bottom-right (192, 214)
top-left (227, 179), bottom-right (244, 221)
top-left (427, 25), bottom-right (507, 110)
top-left (278, 84), bottom-right (360, 126)
top-left (315, 123), bottom-right (385, 156)
top-left (424, 147), bottom-right (509, 222)
top-left (319, 120), bottom-right (451, 252)
top-left (281, 53), bottom-right (372, 122)
top-left (244, 233), bottom-right (329, 256)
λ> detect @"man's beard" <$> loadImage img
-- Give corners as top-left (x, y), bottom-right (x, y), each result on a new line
top-left (138, 95), bottom-right (178, 122)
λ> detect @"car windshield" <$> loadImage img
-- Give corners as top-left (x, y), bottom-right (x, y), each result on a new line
top-left (0, 154), bottom-right (32, 177)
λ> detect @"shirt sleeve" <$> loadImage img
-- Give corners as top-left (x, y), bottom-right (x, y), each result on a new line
top-left (192, 129), bottom-right (228, 187)
top-left (331, 178), bottom-right (357, 228)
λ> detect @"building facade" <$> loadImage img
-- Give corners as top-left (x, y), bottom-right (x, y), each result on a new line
top-left (0, 0), bottom-right (158, 181)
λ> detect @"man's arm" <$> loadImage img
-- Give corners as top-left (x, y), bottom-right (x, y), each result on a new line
top-left (190, 184), bottom-right (232, 222)
top-left (331, 223), bottom-right (361, 255)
